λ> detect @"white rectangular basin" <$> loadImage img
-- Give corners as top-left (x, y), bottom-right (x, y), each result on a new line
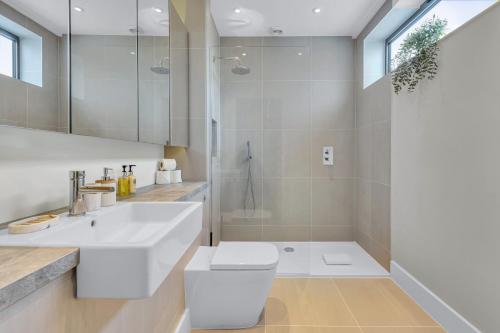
top-left (0, 202), bottom-right (202, 299)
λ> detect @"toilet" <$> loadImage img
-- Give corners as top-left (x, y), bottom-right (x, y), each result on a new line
top-left (185, 242), bottom-right (279, 329)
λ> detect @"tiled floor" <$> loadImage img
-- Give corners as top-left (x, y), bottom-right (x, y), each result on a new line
top-left (192, 278), bottom-right (446, 333)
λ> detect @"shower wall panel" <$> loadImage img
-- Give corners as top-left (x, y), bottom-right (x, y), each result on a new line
top-left (220, 36), bottom-right (355, 242)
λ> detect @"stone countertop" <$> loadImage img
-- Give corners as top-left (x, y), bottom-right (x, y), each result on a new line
top-left (120, 181), bottom-right (208, 202)
top-left (0, 181), bottom-right (207, 312)
top-left (0, 247), bottom-right (79, 311)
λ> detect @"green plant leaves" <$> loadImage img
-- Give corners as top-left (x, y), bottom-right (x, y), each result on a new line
top-left (392, 16), bottom-right (447, 94)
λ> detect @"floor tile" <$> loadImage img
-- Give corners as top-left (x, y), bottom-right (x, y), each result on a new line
top-left (192, 327), bottom-right (264, 333)
top-left (265, 278), bottom-right (357, 326)
top-left (361, 328), bottom-right (446, 333)
top-left (267, 326), bottom-right (362, 333)
top-left (334, 279), bottom-right (438, 327)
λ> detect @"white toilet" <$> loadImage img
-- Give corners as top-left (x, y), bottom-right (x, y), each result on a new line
top-left (185, 242), bottom-right (279, 329)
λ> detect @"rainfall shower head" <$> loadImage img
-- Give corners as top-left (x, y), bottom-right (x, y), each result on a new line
top-left (215, 56), bottom-right (251, 75)
top-left (151, 57), bottom-right (170, 75)
top-left (232, 63), bottom-right (250, 75)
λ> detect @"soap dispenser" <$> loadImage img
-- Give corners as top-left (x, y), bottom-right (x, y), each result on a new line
top-left (117, 165), bottom-right (130, 197)
top-left (128, 164), bottom-right (137, 194)
top-left (96, 167), bottom-right (117, 206)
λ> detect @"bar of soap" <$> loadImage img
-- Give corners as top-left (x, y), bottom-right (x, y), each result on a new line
top-left (8, 215), bottom-right (59, 234)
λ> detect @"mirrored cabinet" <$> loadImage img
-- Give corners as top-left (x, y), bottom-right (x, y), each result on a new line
top-left (0, 0), bottom-right (189, 147)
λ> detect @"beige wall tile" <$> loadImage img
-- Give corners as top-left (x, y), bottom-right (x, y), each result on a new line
top-left (221, 225), bottom-right (262, 241)
top-left (371, 122), bottom-right (390, 185)
top-left (263, 47), bottom-right (310, 81)
top-left (221, 81), bottom-right (262, 130)
top-left (263, 179), bottom-right (311, 226)
top-left (262, 226), bottom-right (310, 241)
top-left (311, 130), bottom-right (354, 179)
top-left (370, 183), bottom-right (390, 251)
top-left (311, 81), bottom-right (355, 131)
top-left (263, 81), bottom-right (311, 130)
top-left (263, 130), bottom-right (311, 178)
top-left (312, 178), bottom-right (354, 226)
top-left (311, 225), bottom-right (353, 241)
top-left (311, 37), bottom-right (354, 81)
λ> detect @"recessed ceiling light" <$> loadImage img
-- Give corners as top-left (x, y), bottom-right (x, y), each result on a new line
top-left (73, 6), bottom-right (84, 12)
top-left (313, 8), bottom-right (321, 14)
top-left (234, 8), bottom-right (241, 14)
top-left (130, 51), bottom-right (136, 55)
top-left (241, 52), bottom-right (247, 56)
top-left (153, 7), bottom-right (163, 13)
top-left (297, 52), bottom-right (303, 56)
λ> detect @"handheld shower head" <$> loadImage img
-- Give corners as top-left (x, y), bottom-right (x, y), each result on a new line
top-left (246, 141), bottom-right (252, 160)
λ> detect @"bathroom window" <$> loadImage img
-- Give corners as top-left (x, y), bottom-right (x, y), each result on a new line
top-left (386, 0), bottom-right (496, 72)
top-left (0, 27), bottom-right (19, 79)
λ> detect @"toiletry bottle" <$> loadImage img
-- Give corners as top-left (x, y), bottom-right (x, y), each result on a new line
top-left (96, 167), bottom-right (117, 206)
top-left (117, 165), bottom-right (130, 197)
top-left (128, 164), bottom-right (137, 194)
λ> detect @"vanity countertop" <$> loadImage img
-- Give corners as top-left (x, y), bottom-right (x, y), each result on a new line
top-left (0, 247), bottom-right (79, 311)
top-left (120, 181), bottom-right (208, 202)
top-left (0, 181), bottom-right (207, 311)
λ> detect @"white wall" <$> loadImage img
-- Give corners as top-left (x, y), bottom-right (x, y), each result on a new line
top-left (391, 3), bottom-right (500, 332)
top-left (0, 126), bottom-right (163, 224)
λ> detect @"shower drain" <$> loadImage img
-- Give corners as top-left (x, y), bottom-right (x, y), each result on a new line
top-left (283, 247), bottom-right (295, 253)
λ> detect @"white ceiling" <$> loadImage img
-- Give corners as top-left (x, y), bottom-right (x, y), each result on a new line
top-left (3, 0), bottom-right (169, 36)
top-left (211, 0), bottom-right (386, 38)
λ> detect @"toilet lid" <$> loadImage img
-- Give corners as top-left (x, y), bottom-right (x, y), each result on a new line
top-left (210, 242), bottom-right (279, 270)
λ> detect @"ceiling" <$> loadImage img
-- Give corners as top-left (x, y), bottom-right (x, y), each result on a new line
top-left (3, 0), bottom-right (169, 36)
top-left (211, 0), bottom-right (386, 38)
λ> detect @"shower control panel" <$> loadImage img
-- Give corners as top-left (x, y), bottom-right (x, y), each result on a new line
top-left (323, 146), bottom-right (334, 166)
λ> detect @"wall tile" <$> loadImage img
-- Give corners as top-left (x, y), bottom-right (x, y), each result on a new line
top-left (221, 178), bottom-right (263, 225)
top-left (221, 37), bottom-right (262, 47)
top-left (222, 225), bottom-right (262, 241)
top-left (311, 130), bottom-right (354, 178)
top-left (263, 47), bottom-right (310, 81)
top-left (372, 121), bottom-right (391, 185)
top-left (311, 225), bottom-right (353, 241)
top-left (311, 81), bottom-right (354, 130)
top-left (356, 179), bottom-right (371, 236)
top-left (262, 37), bottom-right (311, 47)
top-left (221, 81), bottom-right (262, 130)
top-left (262, 225), bottom-right (310, 241)
top-left (263, 81), bottom-right (310, 129)
top-left (357, 125), bottom-right (372, 180)
top-left (263, 130), bottom-right (310, 178)
top-left (311, 37), bottom-right (354, 81)
top-left (371, 183), bottom-right (390, 251)
top-left (311, 178), bottom-right (353, 226)
top-left (263, 178), bottom-right (311, 226)
top-left (221, 130), bottom-right (262, 179)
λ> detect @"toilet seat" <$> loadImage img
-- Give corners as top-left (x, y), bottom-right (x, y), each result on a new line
top-left (210, 242), bottom-right (279, 270)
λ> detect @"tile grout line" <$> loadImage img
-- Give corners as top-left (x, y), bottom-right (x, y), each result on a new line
top-left (331, 278), bottom-right (362, 329)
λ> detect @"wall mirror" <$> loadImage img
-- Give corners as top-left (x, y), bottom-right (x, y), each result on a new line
top-left (0, 0), bottom-right (188, 147)
top-left (70, 0), bottom-right (170, 144)
top-left (0, 0), bottom-right (69, 132)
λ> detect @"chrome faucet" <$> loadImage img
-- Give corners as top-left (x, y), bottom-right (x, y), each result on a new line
top-left (69, 171), bottom-right (115, 216)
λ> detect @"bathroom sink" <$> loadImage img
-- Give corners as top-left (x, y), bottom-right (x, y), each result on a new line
top-left (0, 202), bottom-right (202, 299)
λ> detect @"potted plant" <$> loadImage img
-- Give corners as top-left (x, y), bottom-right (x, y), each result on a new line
top-left (392, 16), bottom-right (447, 94)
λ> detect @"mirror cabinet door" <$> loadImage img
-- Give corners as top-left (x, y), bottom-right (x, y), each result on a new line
top-left (70, 0), bottom-right (139, 141)
top-left (169, 3), bottom-right (189, 147)
top-left (138, 0), bottom-right (170, 145)
top-left (0, 0), bottom-right (69, 132)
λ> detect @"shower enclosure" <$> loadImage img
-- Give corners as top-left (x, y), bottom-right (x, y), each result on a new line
top-left (215, 37), bottom-right (388, 276)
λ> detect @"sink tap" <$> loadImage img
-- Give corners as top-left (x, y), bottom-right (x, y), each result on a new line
top-left (69, 171), bottom-right (115, 216)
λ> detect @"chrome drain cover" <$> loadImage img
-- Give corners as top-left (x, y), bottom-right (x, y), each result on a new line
top-left (283, 247), bottom-right (295, 253)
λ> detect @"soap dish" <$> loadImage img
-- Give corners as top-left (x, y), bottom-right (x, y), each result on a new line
top-left (8, 214), bottom-right (60, 234)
